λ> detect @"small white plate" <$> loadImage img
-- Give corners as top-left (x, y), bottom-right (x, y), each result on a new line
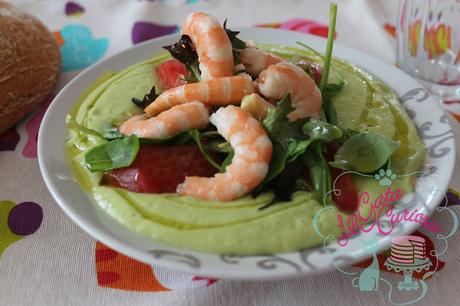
top-left (38, 28), bottom-right (456, 280)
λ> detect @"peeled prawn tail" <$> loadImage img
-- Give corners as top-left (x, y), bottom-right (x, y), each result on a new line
top-left (144, 74), bottom-right (255, 117)
top-left (119, 101), bottom-right (209, 139)
top-left (177, 105), bottom-right (273, 202)
top-left (182, 12), bottom-right (234, 80)
top-left (257, 62), bottom-right (322, 122)
top-left (239, 46), bottom-right (282, 77)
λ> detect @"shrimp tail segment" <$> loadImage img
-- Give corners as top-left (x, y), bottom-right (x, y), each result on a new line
top-left (119, 101), bottom-right (209, 139)
top-left (177, 105), bottom-right (272, 201)
top-left (182, 12), bottom-right (234, 80)
top-left (144, 74), bottom-right (255, 116)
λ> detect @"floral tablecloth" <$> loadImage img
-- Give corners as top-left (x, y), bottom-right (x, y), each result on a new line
top-left (1, 0), bottom-right (460, 305)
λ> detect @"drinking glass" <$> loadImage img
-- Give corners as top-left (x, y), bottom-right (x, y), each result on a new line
top-left (396, 0), bottom-right (460, 102)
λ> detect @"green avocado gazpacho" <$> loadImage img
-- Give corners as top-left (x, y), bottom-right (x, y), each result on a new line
top-left (65, 9), bottom-right (425, 254)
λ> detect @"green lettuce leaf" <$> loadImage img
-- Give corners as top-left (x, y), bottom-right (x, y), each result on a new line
top-left (260, 96), bottom-right (343, 187)
top-left (302, 141), bottom-right (332, 204)
top-left (85, 136), bottom-right (139, 172)
top-left (330, 133), bottom-right (399, 173)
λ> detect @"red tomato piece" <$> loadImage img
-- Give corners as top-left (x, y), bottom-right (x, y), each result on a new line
top-left (155, 59), bottom-right (190, 89)
top-left (330, 168), bottom-right (359, 212)
top-left (101, 144), bottom-right (218, 193)
top-left (304, 141), bottom-right (359, 212)
top-left (324, 140), bottom-right (340, 162)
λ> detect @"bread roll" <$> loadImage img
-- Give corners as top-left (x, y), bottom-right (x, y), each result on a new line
top-left (0, 1), bottom-right (60, 134)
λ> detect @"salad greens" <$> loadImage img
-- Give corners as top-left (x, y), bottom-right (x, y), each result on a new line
top-left (163, 35), bottom-right (201, 81)
top-left (220, 151), bottom-right (234, 173)
top-left (132, 85), bottom-right (158, 110)
top-left (223, 19), bottom-right (246, 50)
top-left (85, 136), bottom-right (139, 172)
top-left (78, 3), bottom-right (400, 207)
top-left (188, 129), bottom-right (221, 170)
top-left (260, 95), bottom-right (306, 184)
top-left (223, 19), bottom-right (246, 65)
top-left (259, 95), bottom-right (342, 189)
top-left (302, 142), bottom-right (332, 204)
top-left (163, 21), bottom-right (247, 81)
top-left (330, 133), bottom-right (399, 173)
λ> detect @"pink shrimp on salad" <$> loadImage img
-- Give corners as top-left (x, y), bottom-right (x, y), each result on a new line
top-left (181, 12), bottom-right (234, 80)
top-left (239, 46), bottom-right (282, 77)
top-left (120, 101), bottom-right (209, 138)
top-left (177, 105), bottom-right (272, 201)
top-left (257, 62), bottom-right (322, 121)
top-left (144, 74), bottom-right (254, 116)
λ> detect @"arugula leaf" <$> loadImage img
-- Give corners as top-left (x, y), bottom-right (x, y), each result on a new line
top-left (257, 94), bottom-right (346, 201)
top-left (261, 142), bottom-right (291, 184)
top-left (163, 35), bottom-right (201, 81)
top-left (188, 129), bottom-right (221, 170)
top-left (260, 95), bottom-right (304, 184)
top-left (260, 95), bottom-right (344, 188)
top-left (187, 63), bottom-right (201, 82)
top-left (163, 35), bottom-right (198, 66)
top-left (205, 141), bottom-right (232, 153)
top-left (263, 95), bottom-right (305, 143)
top-left (302, 141), bottom-right (332, 205)
top-left (223, 19), bottom-right (246, 66)
top-left (258, 159), bottom-right (307, 209)
top-left (323, 83), bottom-right (344, 97)
top-left (285, 140), bottom-right (313, 163)
top-left (284, 119), bottom-right (342, 163)
top-left (321, 82), bottom-right (344, 125)
top-left (223, 19), bottom-right (246, 50)
top-left (322, 96), bottom-right (337, 125)
top-left (85, 136), bottom-right (139, 172)
top-left (200, 130), bottom-right (221, 138)
top-left (286, 119), bottom-right (342, 199)
top-left (132, 86), bottom-right (158, 110)
top-left (220, 150), bottom-right (234, 173)
top-left (330, 133), bottom-right (399, 173)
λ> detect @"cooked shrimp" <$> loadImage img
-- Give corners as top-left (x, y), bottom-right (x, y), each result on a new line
top-left (239, 46), bottom-right (282, 77)
top-left (182, 12), bottom-right (234, 80)
top-left (144, 74), bottom-right (254, 116)
top-left (257, 62), bottom-right (322, 121)
top-left (240, 93), bottom-right (274, 120)
top-left (177, 106), bottom-right (272, 201)
top-left (119, 101), bottom-right (209, 138)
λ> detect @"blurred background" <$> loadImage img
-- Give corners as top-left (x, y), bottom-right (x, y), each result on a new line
top-left (7, 0), bottom-right (460, 135)
top-left (13, 0), bottom-right (400, 82)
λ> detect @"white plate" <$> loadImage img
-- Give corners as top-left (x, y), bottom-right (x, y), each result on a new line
top-left (38, 28), bottom-right (456, 280)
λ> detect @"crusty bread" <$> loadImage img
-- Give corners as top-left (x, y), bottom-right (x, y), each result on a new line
top-left (0, 1), bottom-right (60, 134)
